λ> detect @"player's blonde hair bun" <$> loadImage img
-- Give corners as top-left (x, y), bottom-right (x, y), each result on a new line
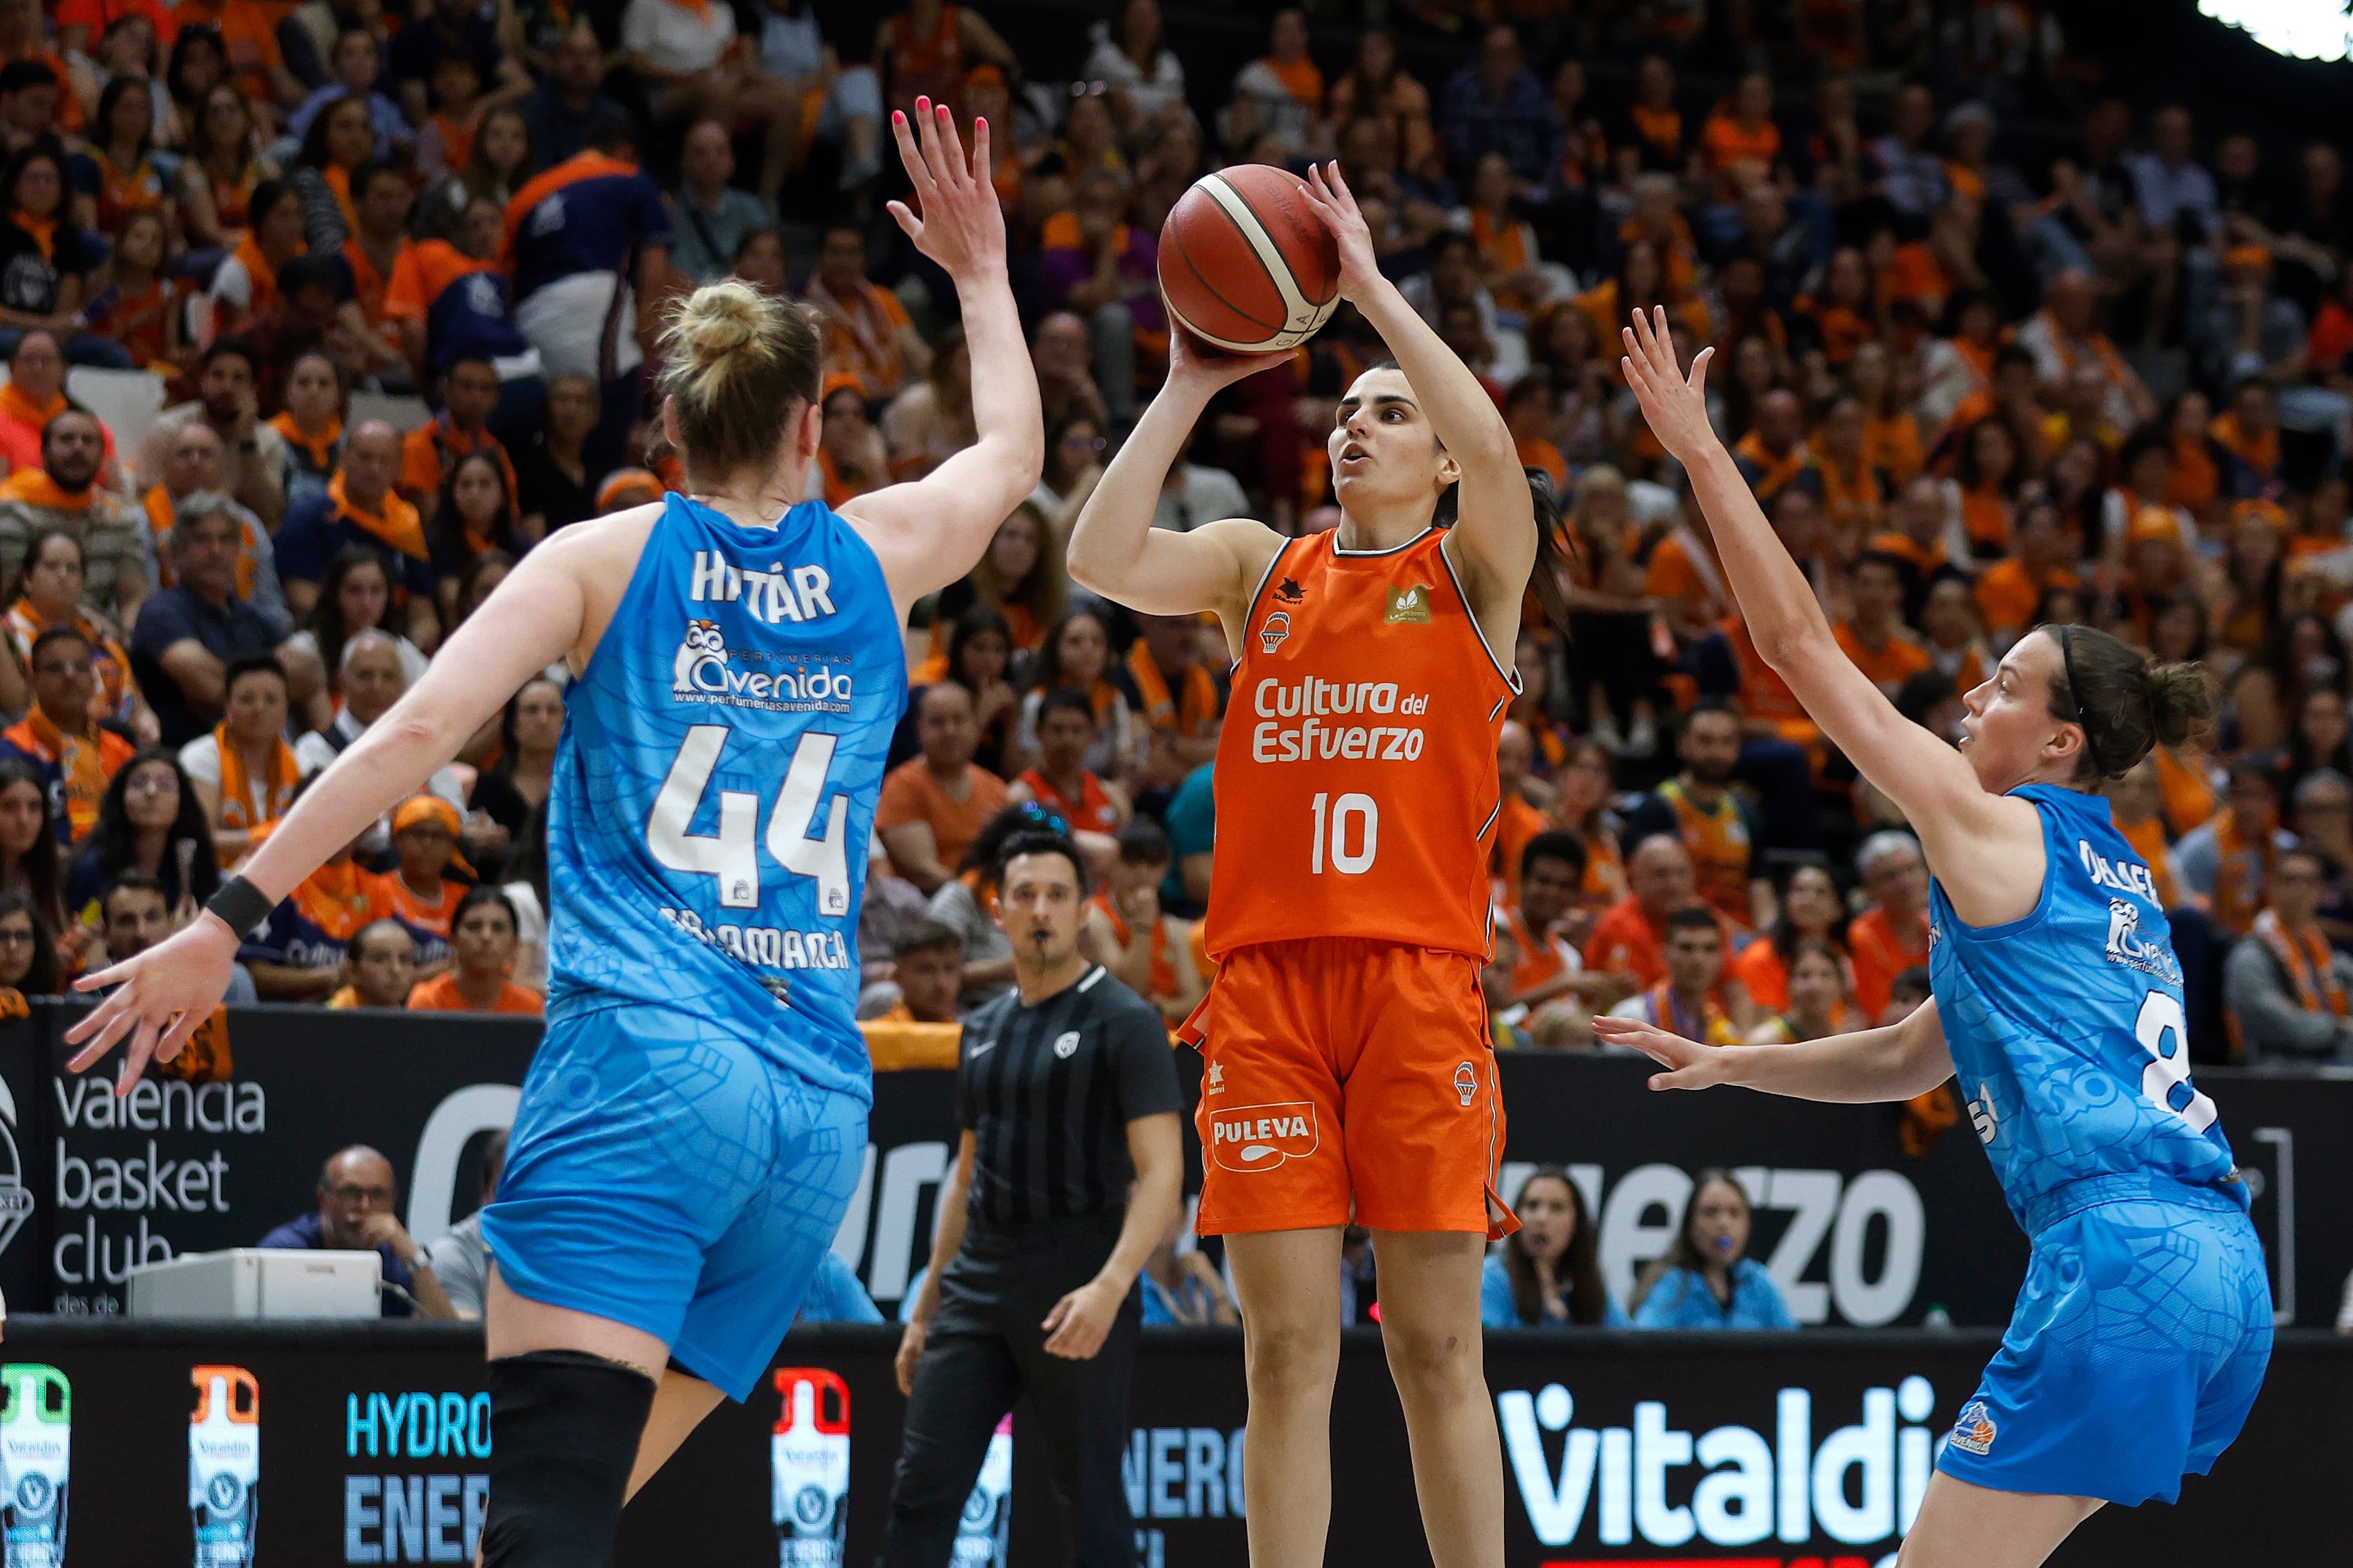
top-left (655, 280), bottom-right (822, 484)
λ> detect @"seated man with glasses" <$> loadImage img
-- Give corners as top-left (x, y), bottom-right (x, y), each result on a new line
top-left (257, 1144), bottom-right (457, 1318)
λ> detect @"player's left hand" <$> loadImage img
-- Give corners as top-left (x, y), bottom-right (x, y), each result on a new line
top-left (1300, 161), bottom-right (1382, 305)
top-left (1041, 1276), bottom-right (1127, 1359)
top-left (61, 912), bottom-right (242, 1095)
top-left (1619, 304), bottom-right (1718, 466)
top-left (886, 96), bottom-right (1005, 282)
top-left (1589, 1013), bottom-right (1739, 1092)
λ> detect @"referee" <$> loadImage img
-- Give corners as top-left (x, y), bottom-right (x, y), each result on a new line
top-left (879, 829), bottom-right (1184, 1567)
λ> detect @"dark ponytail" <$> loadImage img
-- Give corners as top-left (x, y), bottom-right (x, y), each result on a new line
top-left (2044, 624), bottom-right (2217, 781)
top-left (1432, 466), bottom-right (1578, 638)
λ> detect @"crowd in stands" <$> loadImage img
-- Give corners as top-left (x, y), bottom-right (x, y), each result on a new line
top-left (0, 0), bottom-right (2349, 1323)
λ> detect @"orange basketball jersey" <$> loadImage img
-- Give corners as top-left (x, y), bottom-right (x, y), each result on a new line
top-left (1207, 527), bottom-right (1516, 960)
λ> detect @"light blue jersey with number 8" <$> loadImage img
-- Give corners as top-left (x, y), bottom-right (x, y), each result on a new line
top-left (544, 492), bottom-right (906, 1103)
top-left (1928, 783), bottom-right (2243, 1226)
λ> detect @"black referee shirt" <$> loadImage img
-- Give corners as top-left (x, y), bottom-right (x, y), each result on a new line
top-left (956, 965), bottom-right (1183, 1231)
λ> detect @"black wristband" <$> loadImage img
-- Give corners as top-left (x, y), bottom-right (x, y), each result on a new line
top-left (206, 875), bottom-right (277, 938)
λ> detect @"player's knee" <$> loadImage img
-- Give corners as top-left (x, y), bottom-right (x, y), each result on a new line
top-left (1377, 1315), bottom-right (1480, 1398)
top-left (479, 1351), bottom-right (658, 1567)
top-left (1242, 1318), bottom-right (1338, 1396)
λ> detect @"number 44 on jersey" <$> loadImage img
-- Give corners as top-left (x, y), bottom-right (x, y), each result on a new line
top-left (647, 724), bottom-right (852, 915)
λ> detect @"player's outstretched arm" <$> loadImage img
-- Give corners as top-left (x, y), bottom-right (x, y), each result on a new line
top-left (1592, 998), bottom-right (1954, 1105)
top-left (1066, 328), bottom-right (1284, 623)
top-left (1619, 307), bottom-right (2013, 856)
top-left (1299, 162), bottom-right (1533, 614)
top-left (62, 521), bottom-right (610, 1091)
top-left (841, 99), bottom-right (1043, 613)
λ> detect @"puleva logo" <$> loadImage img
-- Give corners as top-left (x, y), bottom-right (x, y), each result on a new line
top-left (1207, 1102), bottom-right (1318, 1173)
top-left (1385, 583), bottom-right (1433, 624)
top-left (673, 619), bottom-right (727, 696)
top-left (1259, 611), bottom-right (1290, 654)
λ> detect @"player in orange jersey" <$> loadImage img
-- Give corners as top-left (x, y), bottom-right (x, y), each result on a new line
top-left (1068, 163), bottom-right (1572, 1568)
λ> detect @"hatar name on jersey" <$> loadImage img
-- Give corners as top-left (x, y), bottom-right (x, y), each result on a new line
top-left (690, 551), bottom-right (838, 624)
top-left (656, 905), bottom-right (851, 971)
top-left (2078, 839), bottom-right (2159, 902)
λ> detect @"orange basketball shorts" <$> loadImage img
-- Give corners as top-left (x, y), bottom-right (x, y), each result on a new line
top-left (1179, 937), bottom-right (1513, 1238)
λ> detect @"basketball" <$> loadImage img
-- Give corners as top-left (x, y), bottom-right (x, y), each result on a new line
top-left (1157, 165), bottom-right (1341, 355)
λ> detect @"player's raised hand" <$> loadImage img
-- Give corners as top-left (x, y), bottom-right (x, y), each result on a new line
top-left (1619, 304), bottom-right (1717, 466)
top-left (61, 912), bottom-right (242, 1095)
top-left (885, 97), bottom-right (1004, 281)
top-left (1166, 322), bottom-right (1291, 393)
top-left (1300, 160), bottom-right (1382, 304)
top-left (1589, 1013), bottom-right (1738, 1092)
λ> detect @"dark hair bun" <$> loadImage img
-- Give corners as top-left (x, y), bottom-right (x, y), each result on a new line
top-left (2142, 660), bottom-right (2216, 751)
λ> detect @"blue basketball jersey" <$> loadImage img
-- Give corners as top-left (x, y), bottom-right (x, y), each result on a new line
top-left (1928, 784), bottom-right (2242, 1229)
top-left (544, 493), bottom-right (906, 1100)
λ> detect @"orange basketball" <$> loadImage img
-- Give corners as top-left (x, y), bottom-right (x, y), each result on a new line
top-left (1157, 165), bottom-right (1341, 354)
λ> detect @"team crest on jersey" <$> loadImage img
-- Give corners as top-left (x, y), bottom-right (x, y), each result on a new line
top-left (1053, 1030), bottom-right (1081, 1059)
top-left (1259, 610), bottom-right (1291, 654)
top-left (1949, 1401), bottom-right (1998, 1455)
top-left (1207, 1102), bottom-right (1318, 1171)
top-left (674, 619), bottom-right (728, 695)
top-left (2104, 897), bottom-right (2181, 982)
top-left (1385, 584), bottom-right (1434, 624)
top-left (1453, 1062), bottom-right (1478, 1107)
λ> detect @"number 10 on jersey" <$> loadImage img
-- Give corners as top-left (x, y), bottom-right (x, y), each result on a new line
top-left (648, 724), bottom-right (851, 915)
top-left (1309, 792), bottom-right (1378, 875)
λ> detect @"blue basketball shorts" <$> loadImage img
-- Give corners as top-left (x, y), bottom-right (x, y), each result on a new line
top-left (480, 1000), bottom-right (869, 1401)
top-left (1936, 1191), bottom-right (2273, 1506)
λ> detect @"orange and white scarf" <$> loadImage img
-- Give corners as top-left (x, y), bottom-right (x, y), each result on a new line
top-left (328, 471), bottom-right (428, 561)
top-left (214, 722), bottom-right (300, 832)
top-left (0, 381), bottom-right (64, 435)
top-left (2211, 412), bottom-right (2279, 483)
top-left (1733, 430), bottom-right (1808, 500)
top-left (0, 466), bottom-right (91, 510)
top-left (2252, 907), bottom-right (2348, 1018)
top-left (1126, 640), bottom-right (1216, 737)
top-left (269, 411), bottom-right (342, 474)
top-left (17, 707), bottom-right (110, 839)
top-left (2210, 809), bottom-right (2276, 936)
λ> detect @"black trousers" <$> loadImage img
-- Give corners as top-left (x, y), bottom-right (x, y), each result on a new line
top-left (876, 1215), bottom-right (1141, 1568)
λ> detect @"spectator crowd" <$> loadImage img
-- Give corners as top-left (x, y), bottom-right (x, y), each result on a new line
top-left (0, 0), bottom-right (2349, 1326)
